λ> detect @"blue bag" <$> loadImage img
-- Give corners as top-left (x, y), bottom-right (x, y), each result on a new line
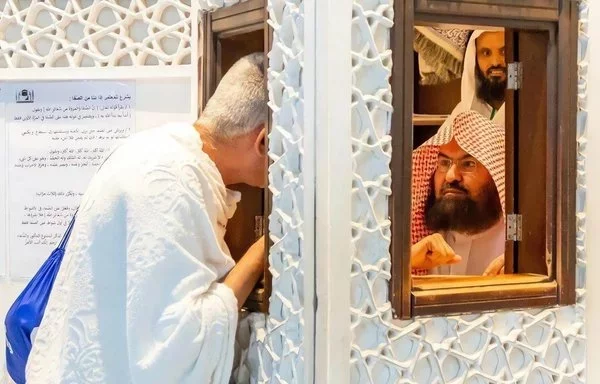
top-left (5, 212), bottom-right (77, 384)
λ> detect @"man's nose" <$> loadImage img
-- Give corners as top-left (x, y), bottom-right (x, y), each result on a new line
top-left (445, 164), bottom-right (462, 183)
top-left (491, 53), bottom-right (505, 67)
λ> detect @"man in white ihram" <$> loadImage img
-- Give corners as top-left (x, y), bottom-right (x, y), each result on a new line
top-left (26, 53), bottom-right (267, 384)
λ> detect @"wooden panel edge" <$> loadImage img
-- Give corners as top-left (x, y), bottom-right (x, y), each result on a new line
top-left (201, 13), bottom-right (213, 111)
top-left (390, 0), bottom-right (415, 320)
top-left (211, 0), bottom-right (265, 20)
top-left (412, 274), bottom-right (550, 291)
top-left (556, 0), bottom-right (578, 306)
top-left (414, 1), bottom-right (558, 22)
top-left (212, 10), bottom-right (265, 33)
top-left (414, 13), bottom-right (556, 31)
top-left (413, 294), bottom-right (559, 317)
top-left (413, 281), bottom-right (557, 305)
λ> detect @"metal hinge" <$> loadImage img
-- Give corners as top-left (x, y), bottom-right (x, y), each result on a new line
top-left (254, 215), bottom-right (264, 240)
top-left (507, 62), bottom-right (522, 90)
top-left (506, 214), bottom-right (522, 241)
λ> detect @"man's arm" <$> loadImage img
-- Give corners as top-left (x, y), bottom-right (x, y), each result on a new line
top-left (121, 164), bottom-right (250, 384)
top-left (224, 235), bottom-right (266, 310)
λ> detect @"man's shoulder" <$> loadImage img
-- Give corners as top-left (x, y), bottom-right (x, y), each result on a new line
top-left (100, 122), bottom-right (203, 178)
top-left (124, 122), bottom-right (198, 157)
top-left (129, 121), bottom-right (195, 144)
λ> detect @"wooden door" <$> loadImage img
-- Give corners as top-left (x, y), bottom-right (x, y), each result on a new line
top-left (202, 0), bottom-right (270, 312)
top-left (514, 29), bottom-right (553, 275)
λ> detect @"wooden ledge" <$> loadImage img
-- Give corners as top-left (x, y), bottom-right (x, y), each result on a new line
top-left (412, 273), bottom-right (550, 291)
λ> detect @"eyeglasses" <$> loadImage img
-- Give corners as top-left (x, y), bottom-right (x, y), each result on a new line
top-left (436, 157), bottom-right (478, 174)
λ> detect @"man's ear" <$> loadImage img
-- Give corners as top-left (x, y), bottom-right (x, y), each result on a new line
top-left (253, 125), bottom-right (267, 157)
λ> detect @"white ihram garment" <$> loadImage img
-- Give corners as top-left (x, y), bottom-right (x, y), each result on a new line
top-left (26, 123), bottom-right (241, 384)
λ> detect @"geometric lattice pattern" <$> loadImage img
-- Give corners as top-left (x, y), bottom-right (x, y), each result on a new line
top-left (261, 0), bottom-right (305, 382)
top-left (228, 0), bottom-right (305, 381)
top-left (0, 0), bottom-right (193, 68)
top-left (350, 1), bottom-right (587, 383)
top-left (229, 0), bottom-right (306, 381)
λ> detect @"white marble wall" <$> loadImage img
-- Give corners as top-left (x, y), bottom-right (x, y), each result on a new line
top-left (0, 0), bottom-right (194, 68)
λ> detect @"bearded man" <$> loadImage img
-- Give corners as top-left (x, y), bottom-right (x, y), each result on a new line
top-left (441, 29), bottom-right (507, 131)
top-left (410, 110), bottom-right (505, 276)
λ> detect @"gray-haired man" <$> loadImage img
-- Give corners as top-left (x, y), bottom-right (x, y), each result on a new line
top-left (26, 53), bottom-right (268, 384)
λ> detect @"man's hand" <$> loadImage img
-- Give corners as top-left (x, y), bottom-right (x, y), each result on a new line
top-left (411, 233), bottom-right (462, 270)
top-left (224, 236), bottom-right (266, 310)
top-left (483, 254), bottom-right (505, 276)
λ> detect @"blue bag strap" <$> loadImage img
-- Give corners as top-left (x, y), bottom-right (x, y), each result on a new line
top-left (58, 208), bottom-right (78, 250)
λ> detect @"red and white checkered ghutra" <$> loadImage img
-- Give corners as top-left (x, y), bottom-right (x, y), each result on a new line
top-left (411, 110), bottom-right (505, 275)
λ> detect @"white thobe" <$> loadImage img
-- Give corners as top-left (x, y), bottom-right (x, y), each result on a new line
top-left (432, 219), bottom-right (505, 275)
top-left (26, 122), bottom-right (241, 384)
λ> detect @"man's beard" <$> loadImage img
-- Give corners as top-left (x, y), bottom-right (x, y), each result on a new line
top-left (424, 178), bottom-right (503, 236)
top-left (475, 65), bottom-right (507, 107)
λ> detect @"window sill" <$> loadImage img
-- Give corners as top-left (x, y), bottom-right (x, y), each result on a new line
top-left (411, 278), bottom-right (558, 317)
top-left (412, 273), bottom-right (550, 291)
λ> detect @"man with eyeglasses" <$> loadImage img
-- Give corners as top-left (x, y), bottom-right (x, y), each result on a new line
top-left (410, 110), bottom-right (505, 276)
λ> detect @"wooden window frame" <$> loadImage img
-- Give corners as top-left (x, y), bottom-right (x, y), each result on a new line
top-left (390, 0), bottom-right (578, 319)
top-left (200, 0), bottom-right (272, 313)
top-left (415, 0), bottom-right (560, 22)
